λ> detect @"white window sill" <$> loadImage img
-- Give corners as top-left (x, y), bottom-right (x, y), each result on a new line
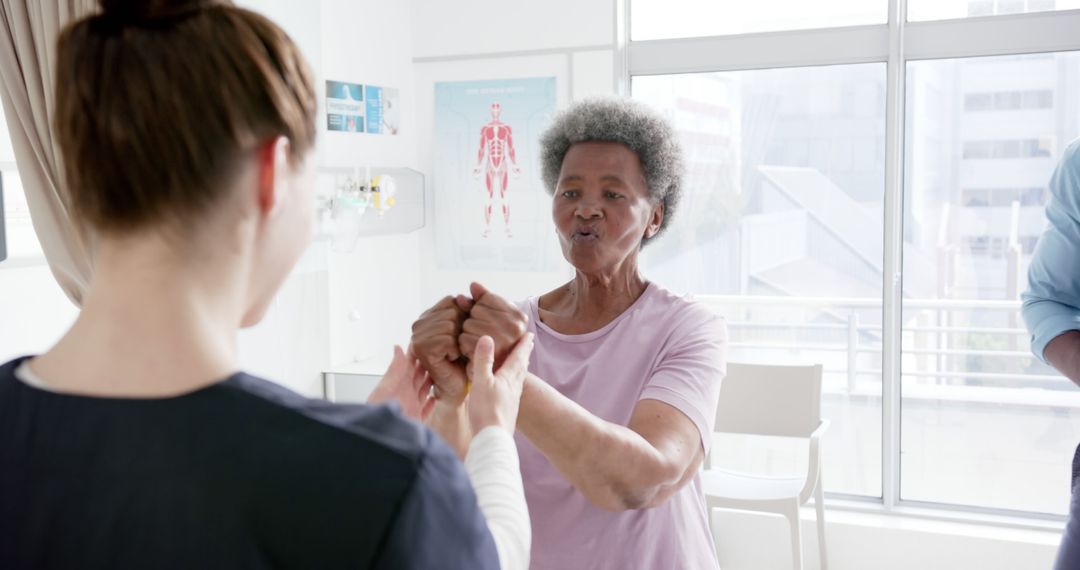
top-left (817, 496), bottom-right (1065, 538)
top-left (0, 254), bottom-right (48, 269)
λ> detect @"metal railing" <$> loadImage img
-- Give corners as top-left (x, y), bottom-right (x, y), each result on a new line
top-left (696, 294), bottom-right (1070, 401)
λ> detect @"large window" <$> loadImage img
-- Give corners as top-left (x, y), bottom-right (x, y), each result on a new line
top-left (902, 51), bottom-right (1080, 515)
top-left (2, 172), bottom-right (43, 260)
top-left (628, 1), bottom-right (1080, 518)
top-left (909, 0), bottom-right (1080, 21)
top-left (636, 64), bottom-right (886, 498)
top-left (632, 0), bottom-right (887, 40)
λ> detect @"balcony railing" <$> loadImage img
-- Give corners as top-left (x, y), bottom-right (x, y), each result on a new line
top-left (696, 294), bottom-right (1078, 409)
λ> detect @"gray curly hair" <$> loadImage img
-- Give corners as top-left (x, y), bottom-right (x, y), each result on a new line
top-left (539, 97), bottom-right (684, 244)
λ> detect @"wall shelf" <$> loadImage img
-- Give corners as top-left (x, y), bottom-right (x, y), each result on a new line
top-left (317, 166), bottom-right (425, 240)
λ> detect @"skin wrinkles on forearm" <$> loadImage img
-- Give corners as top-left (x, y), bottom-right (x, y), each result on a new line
top-left (515, 371), bottom-right (703, 511)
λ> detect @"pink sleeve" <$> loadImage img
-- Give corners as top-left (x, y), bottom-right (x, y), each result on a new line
top-left (638, 307), bottom-right (727, 454)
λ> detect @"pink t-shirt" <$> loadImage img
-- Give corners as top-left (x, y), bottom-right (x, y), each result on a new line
top-left (515, 283), bottom-right (727, 570)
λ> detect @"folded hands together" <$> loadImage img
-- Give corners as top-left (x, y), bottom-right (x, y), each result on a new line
top-left (369, 283), bottom-right (534, 436)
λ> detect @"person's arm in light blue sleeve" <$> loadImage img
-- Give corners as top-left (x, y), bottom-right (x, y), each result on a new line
top-left (1022, 140), bottom-right (1080, 384)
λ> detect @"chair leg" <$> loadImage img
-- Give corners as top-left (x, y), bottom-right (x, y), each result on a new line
top-left (786, 502), bottom-right (804, 570)
top-left (814, 472), bottom-right (828, 570)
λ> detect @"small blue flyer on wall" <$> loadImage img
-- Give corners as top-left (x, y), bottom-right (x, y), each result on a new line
top-left (365, 85), bottom-right (401, 135)
top-left (326, 80), bottom-right (365, 133)
top-left (365, 86), bottom-right (383, 134)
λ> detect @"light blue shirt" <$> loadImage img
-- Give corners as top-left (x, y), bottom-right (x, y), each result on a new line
top-left (1022, 138), bottom-right (1080, 362)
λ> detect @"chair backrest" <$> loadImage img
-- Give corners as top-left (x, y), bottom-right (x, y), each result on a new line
top-left (715, 362), bottom-right (823, 438)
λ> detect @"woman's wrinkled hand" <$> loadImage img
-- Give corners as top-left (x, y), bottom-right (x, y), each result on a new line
top-left (411, 296), bottom-right (472, 406)
top-left (459, 282), bottom-right (529, 369)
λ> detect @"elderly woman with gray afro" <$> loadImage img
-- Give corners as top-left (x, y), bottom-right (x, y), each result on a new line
top-left (411, 97), bottom-right (727, 570)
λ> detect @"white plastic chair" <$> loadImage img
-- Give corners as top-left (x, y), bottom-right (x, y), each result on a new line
top-left (703, 362), bottom-right (829, 570)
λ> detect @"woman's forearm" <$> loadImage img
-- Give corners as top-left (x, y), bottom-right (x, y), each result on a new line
top-left (516, 373), bottom-right (688, 511)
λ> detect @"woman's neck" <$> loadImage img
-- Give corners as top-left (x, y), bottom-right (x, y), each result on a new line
top-left (541, 263), bottom-right (649, 333)
top-left (31, 233), bottom-right (244, 398)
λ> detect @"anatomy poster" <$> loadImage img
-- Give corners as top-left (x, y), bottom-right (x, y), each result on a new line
top-left (434, 77), bottom-right (559, 271)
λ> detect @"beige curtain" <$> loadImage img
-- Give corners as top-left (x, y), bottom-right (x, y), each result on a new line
top-left (0, 0), bottom-right (97, 306)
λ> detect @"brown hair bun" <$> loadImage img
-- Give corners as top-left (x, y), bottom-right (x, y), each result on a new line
top-left (97, 0), bottom-right (221, 25)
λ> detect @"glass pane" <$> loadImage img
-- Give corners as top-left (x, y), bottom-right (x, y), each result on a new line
top-left (0, 100), bottom-right (42, 261)
top-left (634, 63), bottom-right (887, 498)
top-left (902, 51), bottom-right (1080, 514)
top-left (910, 0), bottom-right (1080, 22)
top-left (632, 0), bottom-right (888, 40)
top-left (1, 172), bottom-right (44, 260)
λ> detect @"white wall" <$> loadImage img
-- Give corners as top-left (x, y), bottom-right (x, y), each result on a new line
top-left (0, 264), bottom-right (77, 363)
top-left (240, 0), bottom-right (624, 383)
top-left (317, 0), bottom-right (424, 368)
top-left (233, 0), bottom-right (425, 392)
top-left (411, 0), bottom-right (617, 309)
top-left (232, 0), bottom-right (330, 395)
top-left (712, 508), bottom-right (1059, 570)
top-left (412, 0), bottom-right (615, 58)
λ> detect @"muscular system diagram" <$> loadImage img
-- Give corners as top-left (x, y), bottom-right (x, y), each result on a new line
top-left (473, 102), bottom-right (520, 238)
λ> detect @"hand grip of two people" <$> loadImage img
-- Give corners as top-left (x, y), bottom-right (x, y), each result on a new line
top-left (372, 332), bottom-right (534, 434)
top-left (454, 282), bottom-right (534, 432)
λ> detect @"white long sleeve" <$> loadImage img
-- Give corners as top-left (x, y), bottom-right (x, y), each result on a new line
top-left (464, 426), bottom-right (531, 570)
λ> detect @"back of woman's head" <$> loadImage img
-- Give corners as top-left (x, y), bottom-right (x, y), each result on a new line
top-left (55, 0), bottom-right (317, 234)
